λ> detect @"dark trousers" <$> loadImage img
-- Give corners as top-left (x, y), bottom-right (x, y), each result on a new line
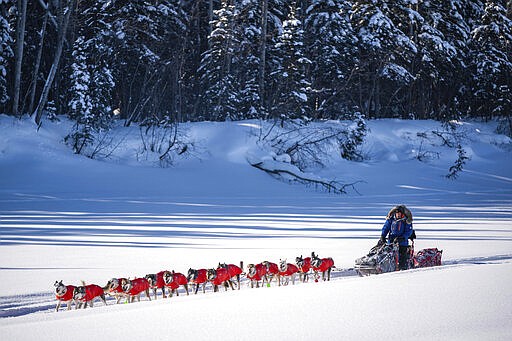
top-left (398, 245), bottom-right (409, 270)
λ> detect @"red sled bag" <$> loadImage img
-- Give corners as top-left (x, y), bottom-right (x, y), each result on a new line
top-left (414, 248), bottom-right (442, 268)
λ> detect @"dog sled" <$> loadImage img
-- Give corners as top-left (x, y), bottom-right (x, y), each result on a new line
top-left (355, 241), bottom-right (442, 276)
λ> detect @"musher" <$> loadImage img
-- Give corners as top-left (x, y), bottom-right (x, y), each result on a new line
top-left (378, 205), bottom-right (415, 270)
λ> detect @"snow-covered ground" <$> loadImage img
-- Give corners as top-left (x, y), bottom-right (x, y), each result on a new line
top-left (0, 115), bottom-right (511, 340)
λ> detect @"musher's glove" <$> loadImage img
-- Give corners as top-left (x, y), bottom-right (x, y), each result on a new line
top-left (409, 230), bottom-right (416, 240)
top-left (377, 236), bottom-right (386, 246)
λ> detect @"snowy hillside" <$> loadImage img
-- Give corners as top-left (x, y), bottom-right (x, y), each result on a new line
top-left (0, 115), bottom-right (511, 340)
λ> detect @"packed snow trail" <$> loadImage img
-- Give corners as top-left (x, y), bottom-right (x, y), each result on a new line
top-left (2, 255), bottom-right (511, 319)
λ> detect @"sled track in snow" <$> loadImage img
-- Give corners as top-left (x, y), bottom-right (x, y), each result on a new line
top-left (1, 254), bottom-right (511, 319)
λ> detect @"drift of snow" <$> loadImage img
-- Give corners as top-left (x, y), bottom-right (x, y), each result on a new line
top-left (0, 115), bottom-right (511, 340)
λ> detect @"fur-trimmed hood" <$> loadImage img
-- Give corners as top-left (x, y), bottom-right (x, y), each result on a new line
top-left (387, 205), bottom-right (413, 224)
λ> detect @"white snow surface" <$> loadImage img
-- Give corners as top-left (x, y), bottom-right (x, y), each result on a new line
top-left (0, 115), bottom-right (511, 340)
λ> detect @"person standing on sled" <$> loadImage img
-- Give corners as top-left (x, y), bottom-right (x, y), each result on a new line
top-left (378, 205), bottom-right (415, 270)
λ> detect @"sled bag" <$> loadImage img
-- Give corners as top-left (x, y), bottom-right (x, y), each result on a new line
top-left (414, 248), bottom-right (442, 268)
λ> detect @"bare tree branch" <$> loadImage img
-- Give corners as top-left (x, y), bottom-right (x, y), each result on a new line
top-left (250, 161), bottom-right (363, 194)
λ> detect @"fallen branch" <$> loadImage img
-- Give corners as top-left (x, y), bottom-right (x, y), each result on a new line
top-left (250, 161), bottom-right (363, 194)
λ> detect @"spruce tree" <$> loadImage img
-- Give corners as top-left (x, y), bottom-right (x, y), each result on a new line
top-left (67, 36), bottom-right (94, 154)
top-left (270, 5), bottom-right (311, 122)
top-left (200, 0), bottom-right (240, 121)
top-left (417, 0), bottom-right (472, 120)
top-left (351, 0), bottom-right (416, 118)
top-left (0, 4), bottom-right (13, 107)
top-left (78, 0), bottom-right (115, 128)
top-left (232, 0), bottom-right (265, 119)
top-left (468, 0), bottom-right (512, 118)
top-left (304, 0), bottom-right (357, 119)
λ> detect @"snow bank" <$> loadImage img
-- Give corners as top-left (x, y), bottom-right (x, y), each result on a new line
top-left (0, 115), bottom-right (511, 340)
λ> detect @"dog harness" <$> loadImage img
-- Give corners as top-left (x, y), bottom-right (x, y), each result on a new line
top-left (190, 269), bottom-right (208, 284)
top-left (153, 271), bottom-right (166, 288)
top-left (210, 268), bottom-right (230, 286)
top-left (279, 263), bottom-right (299, 276)
top-left (126, 278), bottom-right (150, 296)
top-left (265, 262), bottom-right (279, 275)
top-left (165, 272), bottom-right (187, 289)
top-left (313, 257), bottom-right (334, 272)
top-left (298, 257), bottom-right (312, 273)
top-left (56, 285), bottom-right (75, 301)
top-left (224, 264), bottom-right (242, 278)
top-left (78, 284), bottom-right (104, 302)
top-left (247, 263), bottom-right (267, 281)
top-left (112, 278), bottom-right (127, 293)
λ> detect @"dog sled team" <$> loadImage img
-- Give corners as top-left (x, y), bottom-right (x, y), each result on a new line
top-left (54, 204), bottom-right (443, 311)
top-left (54, 252), bottom-right (335, 311)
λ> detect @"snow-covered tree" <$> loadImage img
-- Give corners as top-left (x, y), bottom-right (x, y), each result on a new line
top-left (33, 0), bottom-right (76, 126)
top-left (0, 2), bottom-right (13, 106)
top-left (77, 0), bottom-right (114, 128)
top-left (232, 0), bottom-right (265, 119)
top-left (418, 0), bottom-right (473, 119)
top-left (468, 0), bottom-right (512, 118)
top-left (340, 111), bottom-right (367, 161)
top-left (67, 36), bottom-right (94, 154)
top-left (261, 0), bottom-right (289, 111)
top-left (351, 0), bottom-right (417, 117)
top-left (270, 6), bottom-right (311, 122)
top-left (304, 0), bottom-right (357, 119)
top-left (104, 1), bottom-right (187, 124)
top-left (200, 0), bottom-right (240, 121)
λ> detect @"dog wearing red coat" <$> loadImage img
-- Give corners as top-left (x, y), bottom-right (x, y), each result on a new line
top-left (206, 267), bottom-right (233, 292)
top-left (103, 278), bottom-right (129, 304)
top-left (218, 262), bottom-right (243, 290)
top-left (54, 280), bottom-right (76, 311)
top-left (246, 263), bottom-right (268, 288)
top-left (278, 259), bottom-right (299, 286)
top-left (121, 277), bottom-right (151, 303)
top-left (73, 282), bottom-right (107, 309)
top-left (187, 268), bottom-right (208, 294)
top-left (311, 252), bottom-right (334, 281)
top-left (261, 260), bottom-right (280, 286)
top-left (145, 271), bottom-right (167, 299)
top-left (163, 270), bottom-right (189, 297)
top-left (295, 255), bottom-right (312, 283)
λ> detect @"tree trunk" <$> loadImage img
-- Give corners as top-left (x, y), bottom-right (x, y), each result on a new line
top-left (28, 9), bottom-right (48, 114)
top-left (208, 0), bottom-right (214, 41)
top-left (12, 0), bottom-right (28, 116)
top-left (259, 0), bottom-right (268, 109)
top-left (36, 0), bottom-right (58, 28)
top-left (32, 0), bottom-right (75, 127)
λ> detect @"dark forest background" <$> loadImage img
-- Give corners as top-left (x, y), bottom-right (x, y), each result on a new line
top-left (1, 0), bottom-right (511, 129)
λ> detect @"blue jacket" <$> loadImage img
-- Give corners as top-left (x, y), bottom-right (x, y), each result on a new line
top-left (381, 217), bottom-right (413, 246)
